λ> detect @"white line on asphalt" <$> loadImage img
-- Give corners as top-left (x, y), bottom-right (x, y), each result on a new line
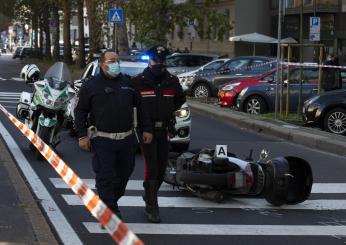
top-left (0, 121), bottom-right (83, 245)
top-left (50, 178), bottom-right (346, 194)
top-left (10, 77), bottom-right (25, 82)
top-left (0, 77), bottom-right (6, 81)
top-left (83, 223), bottom-right (346, 236)
top-left (50, 178), bottom-right (177, 192)
top-left (0, 93), bottom-right (21, 96)
top-left (62, 195), bottom-right (346, 210)
top-left (0, 97), bottom-right (19, 100)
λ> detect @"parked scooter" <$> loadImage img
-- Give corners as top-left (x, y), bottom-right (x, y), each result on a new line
top-left (16, 62), bottom-right (77, 159)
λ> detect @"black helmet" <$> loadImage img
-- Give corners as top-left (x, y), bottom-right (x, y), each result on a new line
top-left (146, 45), bottom-right (170, 63)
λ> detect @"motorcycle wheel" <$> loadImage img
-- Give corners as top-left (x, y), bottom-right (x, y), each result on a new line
top-left (34, 126), bottom-right (53, 161)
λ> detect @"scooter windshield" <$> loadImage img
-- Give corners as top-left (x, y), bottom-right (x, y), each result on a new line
top-left (44, 62), bottom-right (72, 90)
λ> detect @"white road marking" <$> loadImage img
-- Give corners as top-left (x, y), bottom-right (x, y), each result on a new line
top-left (62, 195), bottom-right (346, 210)
top-left (50, 178), bottom-right (346, 194)
top-left (84, 223), bottom-right (346, 236)
top-left (0, 77), bottom-right (7, 81)
top-left (0, 121), bottom-right (83, 245)
top-left (50, 178), bottom-right (177, 192)
top-left (10, 77), bottom-right (25, 82)
top-left (0, 92), bottom-right (21, 96)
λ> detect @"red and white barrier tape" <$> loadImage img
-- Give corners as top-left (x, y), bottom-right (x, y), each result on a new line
top-left (281, 61), bottom-right (346, 69)
top-left (0, 104), bottom-right (144, 245)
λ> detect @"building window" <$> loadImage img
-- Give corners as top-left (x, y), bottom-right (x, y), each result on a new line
top-left (84, 17), bottom-right (88, 26)
top-left (304, 0), bottom-right (313, 5)
top-left (286, 0), bottom-right (294, 8)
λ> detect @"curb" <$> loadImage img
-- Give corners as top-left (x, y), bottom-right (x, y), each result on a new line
top-left (0, 136), bottom-right (59, 245)
top-left (188, 100), bottom-right (346, 156)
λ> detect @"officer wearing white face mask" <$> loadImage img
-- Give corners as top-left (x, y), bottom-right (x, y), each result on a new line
top-left (74, 50), bottom-right (150, 221)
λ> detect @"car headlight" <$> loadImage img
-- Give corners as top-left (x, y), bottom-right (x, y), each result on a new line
top-left (222, 82), bottom-right (240, 91)
top-left (239, 87), bottom-right (248, 96)
top-left (175, 107), bottom-right (190, 118)
top-left (185, 77), bottom-right (194, 86)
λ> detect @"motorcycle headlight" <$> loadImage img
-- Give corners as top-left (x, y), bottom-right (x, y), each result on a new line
top-left (222, 82), bottom-right (240, 91)
top-left (175, 107), bottom-right (190, 118)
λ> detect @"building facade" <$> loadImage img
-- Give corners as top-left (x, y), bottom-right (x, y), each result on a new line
top-left (270, 0), bottom-right (346, 63)
top-left (168, 0), bottom-right (272, 57)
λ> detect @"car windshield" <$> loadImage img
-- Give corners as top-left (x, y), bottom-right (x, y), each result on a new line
top-left (44, 62), bottom-right (72, 90)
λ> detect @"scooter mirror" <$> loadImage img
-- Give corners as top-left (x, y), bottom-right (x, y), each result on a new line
top-left (259, 149), bottom-right (269, 161)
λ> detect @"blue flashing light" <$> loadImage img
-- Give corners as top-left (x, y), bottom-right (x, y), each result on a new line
top-left (140, 55), bottom-right (150, 61)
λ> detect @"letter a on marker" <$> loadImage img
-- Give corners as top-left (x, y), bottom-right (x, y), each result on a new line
top-left (215, 145), bottom-right (227, 158)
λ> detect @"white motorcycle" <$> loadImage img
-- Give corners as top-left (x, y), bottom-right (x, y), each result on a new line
top-left (17, 62), bottom-right (77, 159)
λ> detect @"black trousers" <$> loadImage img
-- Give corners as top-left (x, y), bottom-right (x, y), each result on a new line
top-left (91, 135), bottom-right (136, 211)
top-left (142, 130), bottom-right (169, 185)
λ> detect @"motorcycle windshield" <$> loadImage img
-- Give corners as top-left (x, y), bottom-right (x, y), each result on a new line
top-left (44, 62), bottom-right (72, 90)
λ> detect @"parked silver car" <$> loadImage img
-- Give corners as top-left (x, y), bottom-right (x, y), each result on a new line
top-left (165, 53), bottom-right (219, 76)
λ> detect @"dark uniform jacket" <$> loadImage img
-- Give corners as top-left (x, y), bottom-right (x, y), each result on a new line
top-left (322, 59), bottom-right (342, 91)
top-left (74, 70), bottom-right (149, 138)
top-left (131, 67), bottom-right (186, 133)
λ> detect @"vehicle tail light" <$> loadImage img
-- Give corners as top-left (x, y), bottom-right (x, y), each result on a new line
top-left (245, 165), bottom-right (254, 189)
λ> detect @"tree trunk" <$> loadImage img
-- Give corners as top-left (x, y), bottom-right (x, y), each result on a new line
top-left (86, 0), bottom-right (101, 58)
top-left (117, 0), bottom-right (129, 55)
top-left (63, 0), bottom-right (72, 64)
top-left (77, 0), bottom-right (86, 68)
top-left (43, 3), bottom-right (52, 59)
top-left (52, 2), bottom-right (60, 61)
top-left (39, 16), bottom-right (44, 57)
top-left (32, 15), bottom-right (39, 51)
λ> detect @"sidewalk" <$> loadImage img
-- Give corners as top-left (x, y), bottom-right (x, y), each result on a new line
top-left (0, 136), bottom-right (59, 245)
top-left (188, 99), bottom-right (346, 156)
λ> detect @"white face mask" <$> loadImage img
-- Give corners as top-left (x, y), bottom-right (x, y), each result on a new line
top-left (106, 62), bottom-right (121, 77)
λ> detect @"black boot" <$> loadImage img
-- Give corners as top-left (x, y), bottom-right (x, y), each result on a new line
top-left (143, 181), bottom-right (161, 223)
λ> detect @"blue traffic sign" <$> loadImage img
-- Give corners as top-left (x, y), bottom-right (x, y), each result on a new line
top-left (109, 9), bottom-right (124, 24)
top-left (311, 17), bottom-right (320, 26)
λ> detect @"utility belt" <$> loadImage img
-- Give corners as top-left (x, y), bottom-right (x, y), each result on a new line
top-left (87, 126), bottom-right (133, 140)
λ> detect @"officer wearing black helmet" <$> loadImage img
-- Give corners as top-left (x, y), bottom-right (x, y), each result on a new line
top-left (131, 46), bottom-right (186, 223)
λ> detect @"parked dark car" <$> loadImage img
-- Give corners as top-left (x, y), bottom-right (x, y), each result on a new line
top-left (165, 53), bottom-right (219, 76)
top-left (236, 68), bottom-right (346, 115)
top-left (185, 56), bottom-right (276, 98)
top-left (19, 47), bottom-right (33, 59)
top-left (12, 46), bottom-right (23, 59)
top-left (303, 90), bottom-right (346, 135)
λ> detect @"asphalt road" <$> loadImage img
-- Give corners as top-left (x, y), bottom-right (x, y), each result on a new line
top-left (1, 55), bottom-right (346, 245)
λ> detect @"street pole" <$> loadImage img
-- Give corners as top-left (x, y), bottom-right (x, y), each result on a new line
top-left (298, 0), bottom-right (304, 115)
top-left (275, 0), bottom-right (283, 119)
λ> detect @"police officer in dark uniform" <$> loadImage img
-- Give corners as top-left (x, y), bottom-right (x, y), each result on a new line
top-left (74, 50), bottom-right (145, 219)
top-left (131, 46), bottom-right (186, 223)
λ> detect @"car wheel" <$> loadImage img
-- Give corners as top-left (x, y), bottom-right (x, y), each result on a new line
top-left (171, 143), bottom-right (190, 153)
top-left (245, 96), bottom-right (267, 115)
top-left (192, 83), bottom-right (211, 98)
top-left (323, 108), bottom-right (346, 136)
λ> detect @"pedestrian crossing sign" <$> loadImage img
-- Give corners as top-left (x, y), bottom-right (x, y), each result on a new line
top-left (109, 8), bottom-right (124, 24)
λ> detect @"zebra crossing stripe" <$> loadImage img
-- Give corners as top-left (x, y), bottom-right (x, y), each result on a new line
top-left (62, 195), bottom-right (346, 210)
top-left (50, 178), bottom-right (177, 192)
top-left (83, 223), bottom-right (346, 236)
top-left (50, 178), bottom-right (346, 193)
top-left (0, 104), bottom-right (144, 245)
